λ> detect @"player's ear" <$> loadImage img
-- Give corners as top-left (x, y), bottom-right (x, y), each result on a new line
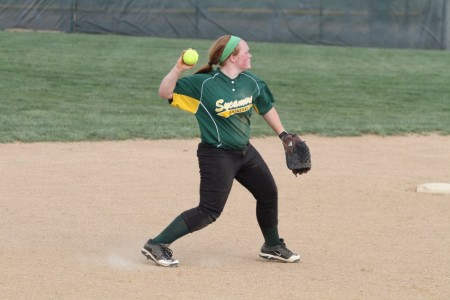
top-left (228, 54), bottom-right (237, 64)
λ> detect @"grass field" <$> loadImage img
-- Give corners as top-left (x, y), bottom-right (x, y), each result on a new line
top-left (0, 31), bottom-right (449, 143)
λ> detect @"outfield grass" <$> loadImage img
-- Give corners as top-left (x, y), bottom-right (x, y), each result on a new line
top-left (0, 31), bottom-right (449, 143)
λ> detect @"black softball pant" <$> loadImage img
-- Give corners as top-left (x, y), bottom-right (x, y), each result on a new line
top-left (181, 142), bottom-right (278, 233)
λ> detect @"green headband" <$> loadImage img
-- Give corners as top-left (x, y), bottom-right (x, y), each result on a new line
top-left (219, 36), bottom-right (241, 63)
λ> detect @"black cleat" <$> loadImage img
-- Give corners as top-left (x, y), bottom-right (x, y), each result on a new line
top-left (141, 240), bottom-right (179, 267)
top-left (259, 239), bottom-right (300, 263)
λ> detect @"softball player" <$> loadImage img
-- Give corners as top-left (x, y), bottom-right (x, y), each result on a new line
top-left (142, 35), bottom-right (300, 267)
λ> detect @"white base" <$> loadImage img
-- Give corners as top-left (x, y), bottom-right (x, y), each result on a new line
top-left (416, 183), bottom-right (450, 195)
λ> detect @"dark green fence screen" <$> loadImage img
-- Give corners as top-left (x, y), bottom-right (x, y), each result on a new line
top-left (1, 0), bottom-right (448, 49)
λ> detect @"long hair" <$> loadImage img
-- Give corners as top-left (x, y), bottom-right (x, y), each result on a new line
top-left (195, 35), bottom-right (240, 74)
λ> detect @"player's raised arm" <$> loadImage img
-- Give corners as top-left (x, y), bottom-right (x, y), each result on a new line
top-left (158, 51), bottom-right (196, 100)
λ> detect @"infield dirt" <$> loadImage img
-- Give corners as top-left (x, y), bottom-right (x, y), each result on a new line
top-left (1, 135), bottom-right (449, 299)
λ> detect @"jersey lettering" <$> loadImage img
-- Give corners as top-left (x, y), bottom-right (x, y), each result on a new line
top-left (215, 96), bottom-right (253, 118)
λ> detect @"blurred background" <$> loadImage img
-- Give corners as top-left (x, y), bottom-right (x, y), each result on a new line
top-left (1, 0), bottom-right (449, 50)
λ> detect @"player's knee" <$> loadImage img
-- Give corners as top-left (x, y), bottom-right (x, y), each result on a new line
top-left (256, 189), bottom-right (278, 209)
top-left (181, 206), bottom-right (221, 233)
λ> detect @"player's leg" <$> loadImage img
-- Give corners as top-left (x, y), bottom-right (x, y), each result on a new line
top-left (142, 143), bottom-right (238, 266)
top-left (181, 143), bottom-right (238, 232)
top-left (235, 144), bottom-right (278, 232)
top-left (236, 144), bottom-right (300, 263)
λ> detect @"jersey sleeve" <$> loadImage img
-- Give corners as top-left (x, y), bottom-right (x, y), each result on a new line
top-left (253, 78), bottom-right (275, 115)
top-left (170, 76), bottom-right (202, 114)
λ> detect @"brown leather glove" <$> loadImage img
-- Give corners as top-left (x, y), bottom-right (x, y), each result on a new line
top-left (279, 131), bottom-right (311, 176)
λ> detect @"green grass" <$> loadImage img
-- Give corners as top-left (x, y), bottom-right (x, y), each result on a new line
top-left (0, 31), bottom-right (449, 143)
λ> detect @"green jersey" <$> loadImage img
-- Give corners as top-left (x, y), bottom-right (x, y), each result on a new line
top-left (170, 69), bottom-right (275, 150)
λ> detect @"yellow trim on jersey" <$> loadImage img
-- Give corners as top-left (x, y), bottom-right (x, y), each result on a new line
top-left (253, 104), bottom-right (260, 114)
top-left (171, 93), bottom-right (201, 114)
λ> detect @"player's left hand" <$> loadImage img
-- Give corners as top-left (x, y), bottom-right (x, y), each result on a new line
top-left (280, 132), bottom-right (311, 176)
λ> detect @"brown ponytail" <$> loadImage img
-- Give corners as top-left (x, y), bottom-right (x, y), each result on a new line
top-left (195, 35), bottom-right (240, 74)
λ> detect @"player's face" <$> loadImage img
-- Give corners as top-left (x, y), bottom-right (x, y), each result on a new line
top-left (234, 40), bottom-right (252, 70)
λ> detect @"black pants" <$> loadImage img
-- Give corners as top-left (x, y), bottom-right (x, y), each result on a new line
top-left (181, 142), bottom-right (278, 233)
